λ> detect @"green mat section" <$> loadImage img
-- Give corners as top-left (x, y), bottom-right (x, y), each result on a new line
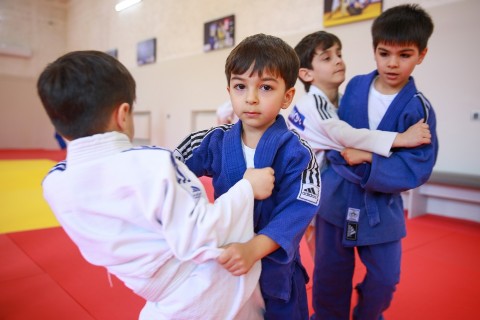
top-left (0, 160), bottom-right (60, 233)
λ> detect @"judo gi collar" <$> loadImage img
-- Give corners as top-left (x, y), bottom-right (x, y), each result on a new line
top-left (66, 131), bottom-right (133, 166)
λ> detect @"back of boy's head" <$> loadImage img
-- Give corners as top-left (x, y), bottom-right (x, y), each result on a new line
top-left (294, 31), bottom-right (342, 92)
top-left (372, 4), bottom-right (434, 52)
top-left (225, 33), bottom-right (299, 89)
top-left (37, 50), bottom-right (136, 140)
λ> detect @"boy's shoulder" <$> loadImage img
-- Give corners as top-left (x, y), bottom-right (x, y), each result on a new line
top-left (298, 90), bottom-right (329, 105)
top-left (413, 91), bottom-right (433, 120)
top-left (277, 127), bottom-right (317, 166)
top-left (289, 89), bottom-right (337, 130)
top-left (192, 123), bottom-right (236, 141)
top-left (49, 160), bottom-right (67, 173)
top-left (175, 123), bottom-right (237, 161)
top-left (179, 123), bottom-right (236, 147)
top-left (121, 145), bottom-right (175, 161)
top-left (124, 145), bottom-right (170, 153)
top-left (294, 87), bottom-right (331, 113)
top-left (262, 116), bottom-right (313, 155)
top-left (43, 160), bottom-right (67, 183)
top-left (288, 129), bottom-right (314, 151)
top-left (347, 70), bottom-right (377, 86)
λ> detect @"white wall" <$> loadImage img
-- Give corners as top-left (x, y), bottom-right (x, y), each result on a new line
top-left (0, 0), bottom-right (67, 149)
top-left (0, 0), bottom-right (479, 176)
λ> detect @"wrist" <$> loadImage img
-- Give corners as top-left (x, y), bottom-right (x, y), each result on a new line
top-left (392, 132), bottom-right (402, 148)
top-left (250, 234), bottom-right (279, 260)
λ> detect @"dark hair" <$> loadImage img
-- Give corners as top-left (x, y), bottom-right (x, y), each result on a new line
top-left (294, 31), bottom-right (342, 92)
top-left (225, 33), bottom-right (299, 89)
top-left (372, 4), bottom-right (434, 52)
top-left (37, 50), bottom-right (136, 140)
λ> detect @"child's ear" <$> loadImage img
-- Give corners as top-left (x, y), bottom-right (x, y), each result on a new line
top-left (417, 48), bottom-right (428, 65)
top-left (282, 87), bottom-right (296, 109)
top-left (298, 68), bottom-right (313, 83)
top-left (115, 102), bottom-right (131, 132)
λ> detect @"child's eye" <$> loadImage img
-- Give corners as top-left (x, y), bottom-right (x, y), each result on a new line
top-left (260, 84), bottom-right (273, 91)
top-left (233, 84), bottom-right (246, 90)
top-left (379, 52), bottom-right (388, 57)
top-left (323, 56), bottom-right (331, 61)
top-left (401, 54), bottom-right (412, 59)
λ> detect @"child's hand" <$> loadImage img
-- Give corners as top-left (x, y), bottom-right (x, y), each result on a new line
top-left (243, 167), bottom-right (275, 200)
top-left (393, 119), bottom-right (431, 148)
top-left (341, 148), bottom-right (372, 165)
top-left (217, 242), bottom-right (256, 276)
top-left (218, 234), bottom-right (278, 276)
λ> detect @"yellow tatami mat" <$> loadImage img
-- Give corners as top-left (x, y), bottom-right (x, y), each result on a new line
top-left (0, 159), bottom-right (59, 233)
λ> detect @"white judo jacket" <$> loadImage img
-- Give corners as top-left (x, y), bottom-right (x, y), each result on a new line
top-left (42, 132), bottom-right (264, 320)
top-left (287, 85), bottom-right (397, 168)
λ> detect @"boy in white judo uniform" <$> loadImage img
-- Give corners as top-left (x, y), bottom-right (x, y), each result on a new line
top-left (37, 50), bottom-right (276, 320)
top-left (175, 34), bottom-right (320, 319)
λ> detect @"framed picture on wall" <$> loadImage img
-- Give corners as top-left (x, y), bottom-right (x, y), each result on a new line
top-left (323, 0), bottom-right (382, 27)
top-left (203, 15), bottom-right (235, 52)
top-left (137, 38), bottom-right (156, 65)
top-left (105, 48), bottom-right (118, 58)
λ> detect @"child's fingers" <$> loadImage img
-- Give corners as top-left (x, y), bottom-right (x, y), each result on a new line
top-left (217, 249), bottom-right (231, 265)
top-left (217, 251), bottom-right (244, 275)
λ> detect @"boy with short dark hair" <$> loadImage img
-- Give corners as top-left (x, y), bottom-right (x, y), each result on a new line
top-left (38, 50), bottom-right (276, 319)
top-left (175, 33), bottom-right (321, 319)
top-left (310, 5), bottom-right (438, 319)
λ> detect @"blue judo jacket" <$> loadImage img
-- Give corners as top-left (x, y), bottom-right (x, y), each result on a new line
top-left (320, 70), bottom-right (439, 246)
top-left (175, 116), bottom-right (320, 301)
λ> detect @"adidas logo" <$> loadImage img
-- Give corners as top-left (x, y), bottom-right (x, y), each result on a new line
top-left (298, 183), bottom-right (320, 205)
top-left (346, 222), bottom-right (358, 241)
top-left (302, 187), bottom-right (317, 197)
top-left (190, 185), bottom-right (202, 200)
top-left (347, 225), bottom-right (356, 237)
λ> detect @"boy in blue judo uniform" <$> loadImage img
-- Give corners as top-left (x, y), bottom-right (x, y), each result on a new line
top-left (175, 33), bottom-right (321, 319)
top-left (311, 4), bottom-right (439, 320)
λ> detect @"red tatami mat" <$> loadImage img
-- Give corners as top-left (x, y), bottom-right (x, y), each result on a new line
top-left (0, 235), bottom-right (43, 283)
top-left (1, 227), bottom-right (144, 320)
top-left (383, 215), bottom-right (480, 319)
top-left (1, 149), bottom-right (479, 319)
top-left (3, 215), bottom-right (479, 319)
top-left (2, 272), bottom-right (96, 320)
top-left (0, 149), bottom-right (66, 162)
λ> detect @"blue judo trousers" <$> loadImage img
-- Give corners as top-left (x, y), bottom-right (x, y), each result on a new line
top-left (311, 70), bottom-right (438, 320)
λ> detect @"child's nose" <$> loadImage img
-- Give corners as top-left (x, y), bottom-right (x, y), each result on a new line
top-left (387, 56), bottom-right (399, 68)
top-left (246, 89), bottom-right (259, 104)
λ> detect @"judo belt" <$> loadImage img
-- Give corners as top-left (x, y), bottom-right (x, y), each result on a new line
top-left (331, 163), bottom-right (381, 227)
